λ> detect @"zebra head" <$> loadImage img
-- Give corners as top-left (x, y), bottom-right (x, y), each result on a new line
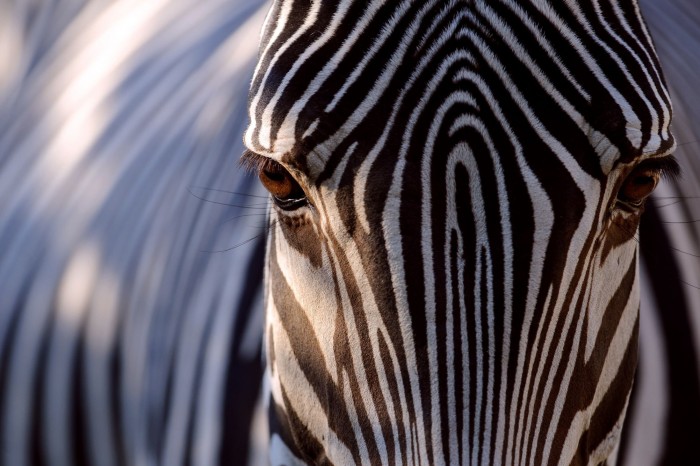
top-left (243, 1), bottom-right (677, 464)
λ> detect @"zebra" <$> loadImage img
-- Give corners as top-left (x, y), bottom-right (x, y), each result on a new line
top-left (242, 0), bottom-right (690, 464)
top-left (0, 0), bottom-right (698, 465)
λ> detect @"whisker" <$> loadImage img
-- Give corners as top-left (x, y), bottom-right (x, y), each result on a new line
top-left (676, 139), bottom-right (700, 148)
top-left (613, 223), bottom-right (641, 245)
top-left (617, 220), bottom-right (700, 292)
top-left (667, 245), bottom-right (700, 259)
top-left (680, 280), bottom-right (700, 291)
top-left (621, 220), bottom-right (700, 258)
top-left (190, 186), bottom-right (269, 199)
top-left (617, 224), bottom-right (700, 260)
top-left (655, 200), bottom-right (683, 208)
top-left (222, 212), bottom-right (270, 226)
top-left (187, 187), bottom-right (269, 209)
top-left (660, 219), bottom-right (700, 224)
top-left (200, 234), bottom-right (266, 254)
top-left (200, 220), bottom-right (278, 254)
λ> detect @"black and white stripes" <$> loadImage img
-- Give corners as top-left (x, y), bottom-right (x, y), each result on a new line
top-left (0, 0), bottom-right (698, 465)
top-left (245, 1), bottom-right (677, 464)
top-left (0, 2), bottom-right (270, 465)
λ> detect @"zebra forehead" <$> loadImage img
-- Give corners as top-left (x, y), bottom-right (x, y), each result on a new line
top-left (244, 0), bottom-right (674, 173)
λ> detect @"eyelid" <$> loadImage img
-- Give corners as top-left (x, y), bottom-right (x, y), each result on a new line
top-left (239, 149), bottom-right (277, 174)
top-left (633, 155), bottom-right (681, 182)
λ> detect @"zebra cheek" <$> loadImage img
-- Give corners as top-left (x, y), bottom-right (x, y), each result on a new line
top-left (277, 213), bottom-right (324, 269)
top-left (599, 210), bottom-right (642, 264)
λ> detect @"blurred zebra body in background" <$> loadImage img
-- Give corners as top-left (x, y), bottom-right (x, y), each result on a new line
top-left (0, 1), bottom-right (270, 465)
top-left (0, 1), bottom-right (698, 465)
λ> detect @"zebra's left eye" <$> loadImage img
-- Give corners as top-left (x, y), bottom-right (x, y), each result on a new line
top-left (257, 159), bottom-right (308, 210)
top-left (616, 156), bottom-right (680, 209)
top-left (617, 167), bottom-right (661, 207)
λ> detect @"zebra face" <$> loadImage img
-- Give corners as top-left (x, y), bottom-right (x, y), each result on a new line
top-left (244, 1), bottom-right (676, 464)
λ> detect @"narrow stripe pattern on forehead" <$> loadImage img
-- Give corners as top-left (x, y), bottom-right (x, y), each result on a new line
top-left (244, 0), bottom-right (676, 465)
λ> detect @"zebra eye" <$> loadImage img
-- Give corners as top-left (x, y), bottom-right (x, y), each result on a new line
top-left (617, 167), bottom-right (661, 207)
top-left (616, 155), bottom-right (680, 209)
top-left (258, 160), bottom-right (307, 210)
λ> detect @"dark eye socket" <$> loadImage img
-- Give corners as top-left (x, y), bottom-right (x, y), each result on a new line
top-left (616, 155), bottom-right (680, 208)
top-left (240, 150), bottom-right (308, 210)
top-left (617, 167), bottom-right (661, 207)
top-left (257, 159), bottom-right (308, 210)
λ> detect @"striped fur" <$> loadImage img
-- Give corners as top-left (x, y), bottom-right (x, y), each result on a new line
top-left (0, 1), bottom-right (269, 465)
top-left (620, 1), bottom-right (700, 463)
top-left (244, 1), bottom-right (676, 464)
top-left (0, 1), bottom-right (698, 465)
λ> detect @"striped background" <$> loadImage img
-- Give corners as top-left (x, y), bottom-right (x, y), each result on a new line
top-left (0, 0), bottom-right (697, 464)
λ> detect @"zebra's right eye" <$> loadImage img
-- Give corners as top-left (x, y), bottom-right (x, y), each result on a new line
top-left (258, 160), bottom-right (308, 210)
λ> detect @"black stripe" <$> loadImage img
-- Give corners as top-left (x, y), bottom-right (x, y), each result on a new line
top-left (639, 200), bottom-right (700, 464)
top-left (269, 240), bottom-right (363, 463)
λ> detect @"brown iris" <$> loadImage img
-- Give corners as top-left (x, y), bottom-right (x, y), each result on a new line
top-left (618, 167), bottom-right (660, 207)
top-left (258, 160), bottom-right (307, 209)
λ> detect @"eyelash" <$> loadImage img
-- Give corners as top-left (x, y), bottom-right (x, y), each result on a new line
top-left (239, 150), bottom-right (279, 175)
top-left (637, 155), bottom-right (681, 182)
top-left (240, 152), bottom-right (681, 213)
top-left (240, 150), bottom-right (309, 211)
top-left (614, 155), bottom-right (680, 209)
